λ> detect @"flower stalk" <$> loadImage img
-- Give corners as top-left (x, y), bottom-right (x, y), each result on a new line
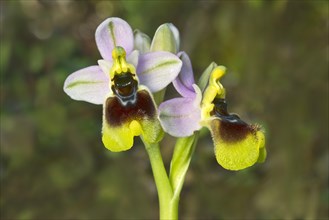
top-left (143, 134), bottom-right (199, 220)
top-left (142, 140), bottom-right (176, 220)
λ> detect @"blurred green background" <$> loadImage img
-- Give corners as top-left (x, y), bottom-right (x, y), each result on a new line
top-left (1, 0), bottom-right (328, 219)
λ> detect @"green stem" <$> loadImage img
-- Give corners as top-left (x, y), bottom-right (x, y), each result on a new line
top-left (169, 133), bottom-right (199, 212)
top-left (143, 140), bottom-right (177, 220)
top-left (142, 132), bottom-right (200, 219)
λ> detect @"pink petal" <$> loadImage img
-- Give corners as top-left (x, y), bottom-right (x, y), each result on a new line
top-left (158, 85), bottom-right (202, 137)
top-left (137, 51), bottom-right (182, 92)
top-left (95, 17), bottom-right (134, 60)
top-left (173, 51), bottom-right (196, 97)
top-left (63, 66), bottom-right (109, 105)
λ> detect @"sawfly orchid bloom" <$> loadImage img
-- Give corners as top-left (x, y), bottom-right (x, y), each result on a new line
top-left (64, 18), bottom-right (182, 151)
top-left (159, 53), bottom-right (266, 170)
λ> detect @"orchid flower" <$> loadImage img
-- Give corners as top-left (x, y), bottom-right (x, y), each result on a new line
top-left (63, 18), bottom-right (182, 151)
top-left (159, 53), bottom-right (266, 171)
top-left (63, 17), bottom-right (267, 219)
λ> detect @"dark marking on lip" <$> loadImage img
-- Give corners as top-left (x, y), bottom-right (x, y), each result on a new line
top-left (211, 119), bottom-right (258, 143)
top-left (105, 90), bottom-right (156, 127)
top-left (210, 98), bottom-right (259, 143)
top-left (111, 72), bottom-right (138, 105)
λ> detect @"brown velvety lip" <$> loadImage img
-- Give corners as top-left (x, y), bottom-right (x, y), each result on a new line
top-left (211, 119), bottom-right (259, 143)
top-left (105, 90), bottom-right (156, 127)
top-left (210, 97), bottom-right (259, 143)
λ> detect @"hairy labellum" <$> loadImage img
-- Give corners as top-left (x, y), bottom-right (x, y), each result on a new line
top-left (105, 89), bottom-right (156, 127)
top-left (211, 98), bottom-right (258, 143)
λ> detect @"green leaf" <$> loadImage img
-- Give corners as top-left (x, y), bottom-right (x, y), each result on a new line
top-left (169, 133), bottom-right (198, 199)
